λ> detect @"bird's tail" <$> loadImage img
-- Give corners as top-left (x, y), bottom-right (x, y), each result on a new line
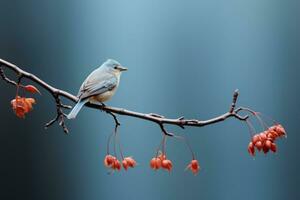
top-left (67, 99), bottom-right (88, 119)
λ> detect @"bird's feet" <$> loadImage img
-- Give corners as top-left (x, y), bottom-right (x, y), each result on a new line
top-left (101, 102), bottom-right (106, 107)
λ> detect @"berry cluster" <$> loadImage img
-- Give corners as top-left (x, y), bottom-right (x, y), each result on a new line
top-left (104, 118), bottom-right (138, 173)
top-left (101, 108), bottom-right (286, 174)
top-left (149, 153), bottom-right (201, 174)
top-left (11, 84), bottom-right (40, 118)
top-left (11, 96), bottom-right (36, 118)
top-left (104, 155), bottom-right (136, 171)
top-left (122, 156), bottom-right (137, 170)
top-left (248, 124), bottom-right (286, 156)
top-left (150, 152), bottom-right (172, 172)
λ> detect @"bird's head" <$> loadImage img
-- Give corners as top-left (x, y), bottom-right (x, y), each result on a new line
top-left (103, 59), bottom-right (128, 73)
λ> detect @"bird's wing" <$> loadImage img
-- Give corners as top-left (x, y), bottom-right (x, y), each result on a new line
top-left (78, 73), bottom-right (117, 99)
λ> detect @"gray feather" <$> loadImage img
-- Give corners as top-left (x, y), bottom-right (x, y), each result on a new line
top-left (78, 69), bottom-right (118, 99)
top-left (67, 99), bottom-right (89, 119)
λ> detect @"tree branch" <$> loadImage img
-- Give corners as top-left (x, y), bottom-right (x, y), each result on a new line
top-left (0, 58), bottom-right (250, 134)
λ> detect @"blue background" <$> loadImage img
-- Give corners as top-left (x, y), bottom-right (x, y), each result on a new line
top-left (0, 0), bottom-right (299, 200)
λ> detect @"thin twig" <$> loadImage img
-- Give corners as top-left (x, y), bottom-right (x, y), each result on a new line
top-left (229, 89), bottom-right (239, 113)
top-left (45, 94), bottom-right (69, 134)
top-left (0, 67), bottom-right (17, 85)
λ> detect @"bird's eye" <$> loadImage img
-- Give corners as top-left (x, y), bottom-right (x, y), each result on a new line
top-left (114, 66), bottom-right (118, 69)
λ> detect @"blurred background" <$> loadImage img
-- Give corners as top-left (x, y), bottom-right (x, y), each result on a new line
top-left (0, 0), bottom-right (299, 200)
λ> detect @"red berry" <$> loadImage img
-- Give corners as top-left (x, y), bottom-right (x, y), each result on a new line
top-left (150, 157), bottom-right (161, 170)
top-left (269, 130), bottom-right (279, 138)
top-left (104, 155), bottom-right (116, 167)
top-left (248, 142), bottom-right (255, 156)
top-left (255, 141), bottom-right (263, 151)
top-left (263, 142), bottom-right (270, 154)
top-left (270, 143), bottom-right (277, 153)
top-left (122, 159), bottom-right (129, 170)
top-left (265, 140), bottom-right (272, 149)
top-left (186, 159), bottom-right (200, 175)
top-left (112, 159), bottom-right (121, 171)
top-left (259, 132), bottom-right (267, 141)
top-left (124, 157), bottom-right (136, 168)
top-left (252, 135), bottom-right (260, 144)
top-left (275, 124), bottom-right (286, 137)
top-left (161, 159), bottom-right (172, 172)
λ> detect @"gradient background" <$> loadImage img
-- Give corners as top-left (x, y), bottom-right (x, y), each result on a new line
top-left (0, 0), bottom-right (299, 200)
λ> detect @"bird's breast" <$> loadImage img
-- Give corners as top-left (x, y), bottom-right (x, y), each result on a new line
top-left (90, 87), bottom-right (117, 103)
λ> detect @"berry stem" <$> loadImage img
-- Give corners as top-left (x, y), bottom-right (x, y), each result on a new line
top-left (161, 134), bottom-right (167, 156)
top-left (254, 113), bottom-right (269, 130)
top-left (106, 132), bottom-right (113, 155)
top-left (257, 112), bottom-right (278, 125)
top-left (115, 127), bottom-right (124, 160)
top-left (174, 134), bottom-right (196, 160)
top-left (155, 138), bottom-right (164, 157)
top-left (113, 129), bottom-right (117, 159)
top-left (245, 119), bottom-right (256, 137)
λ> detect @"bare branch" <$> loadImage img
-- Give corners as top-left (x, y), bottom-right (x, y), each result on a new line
top-left (106, 109), bottom-right (121, 132)
top-left (0, 67), bottom-right (17, 86)
top-left (45, 95), bottom-right (70, 134)
top-left (229, 89), bottom-right (239, 113)
top-left (0, 58), bottom-right (251, 134)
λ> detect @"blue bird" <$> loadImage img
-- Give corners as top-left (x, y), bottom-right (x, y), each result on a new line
top-left (67, 59), bottom-right (127, 119)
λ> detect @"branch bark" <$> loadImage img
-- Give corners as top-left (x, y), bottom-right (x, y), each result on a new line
top-left (0, 58), bottom-right (250, 135)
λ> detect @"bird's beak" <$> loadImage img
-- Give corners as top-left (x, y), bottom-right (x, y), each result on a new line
top-left (117, 66), bottom-right (128, 71)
